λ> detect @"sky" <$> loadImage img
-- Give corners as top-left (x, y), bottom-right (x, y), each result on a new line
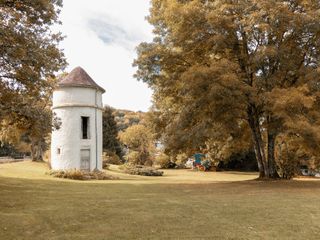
top-left (58, 0), bottom-right (154, 112)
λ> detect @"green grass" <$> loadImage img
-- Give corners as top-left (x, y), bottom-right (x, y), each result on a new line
top-left (0, 161), bottom-right (320, 240)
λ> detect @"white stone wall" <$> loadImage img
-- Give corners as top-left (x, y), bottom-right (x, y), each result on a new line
top-left (51, 87), bottom-right (103, 171)
top-left (53, 87), bottom-right (103, 108)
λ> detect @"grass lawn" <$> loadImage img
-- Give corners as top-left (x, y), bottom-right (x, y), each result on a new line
top-left (0, 161), bottom-right (320, 240)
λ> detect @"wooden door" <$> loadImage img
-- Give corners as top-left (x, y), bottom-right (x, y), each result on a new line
top-left (80, 149), bottom-right (90, 171)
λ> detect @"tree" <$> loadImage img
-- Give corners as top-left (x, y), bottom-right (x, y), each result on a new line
top-left (102, 106), bottom-right (123, 158)
top-left (134, 0), bottom-right (320, 179)
top-left (119, 124), bottom-right (154, 165)
top-left (0, 77), bottom-right (61, 161)
top-left (113, 109), bottom-right (145, 132)
top-left (0, 1), bottom-right (66, 124)
top-left (0, 0), bottom-right (66, 160)
top-left (0, 141), bottom-right (16, 156)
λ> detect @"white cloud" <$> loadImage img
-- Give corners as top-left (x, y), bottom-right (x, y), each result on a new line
top-left (57, 0), bottom-right (153, 111)
top-left (88, 17), bottom-right (139, 50)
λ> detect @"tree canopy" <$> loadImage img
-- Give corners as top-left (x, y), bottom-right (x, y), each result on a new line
top-left (0, 0), bottom-right (66, 110)
top-left (134, 0), bottom-right (320, 179)
top-left (0, 0), bottom-right (66, 160)
top-left (119, 124), bottom-right (154, 165)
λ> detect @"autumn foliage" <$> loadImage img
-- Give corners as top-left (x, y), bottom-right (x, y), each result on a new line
top-left (134, 0), bottom-right (320, 179)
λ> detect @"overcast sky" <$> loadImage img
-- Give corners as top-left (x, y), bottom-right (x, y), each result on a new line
top-left (58, 0), bottom-right (153, 112)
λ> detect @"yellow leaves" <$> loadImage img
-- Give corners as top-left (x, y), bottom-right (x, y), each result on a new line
top-left (266, 85), bottom-right (318, 137)
top-left (0, 119), bottom-right (25, 145)
top-left (119, 124), bottom-right (153, 151)
top-left (269, 85), bottom-right (315, 111)
top-left (138, 0), bottom-right (320, 159)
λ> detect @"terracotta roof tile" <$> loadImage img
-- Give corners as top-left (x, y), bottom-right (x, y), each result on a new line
top-left (58, 67), bottom-right (105, 93)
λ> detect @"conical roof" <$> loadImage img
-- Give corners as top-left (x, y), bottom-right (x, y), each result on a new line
top-left (58, 67), bottom-right (105, 93)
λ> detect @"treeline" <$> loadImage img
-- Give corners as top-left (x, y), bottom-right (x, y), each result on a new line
top-left (102, 106), bottom-right (153, 165)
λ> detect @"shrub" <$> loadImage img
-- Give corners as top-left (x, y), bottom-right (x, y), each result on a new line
top-left (125, 150), bottom-right (152, 166)
top-left (201, 159), bottom-right (213, 171)
top-left (103, 152), bottom-right (122, 165)
top-left (125, 151), bottom-right (141, 164)
top-left (218, 151), bottom-right (258, 171)
top-left (155, 153), bottom-right (171, 168)
top-left (176, 153), bottom-right (188, 165)
top-left (122, 164), bottom-right (163, 176)
top-left (119, 124), bottom-right (155, 165)
top-left (102, 161), bottom-right (110, 169)
top-left (277, 153), bottom-right (300, 179)
top-left (47, 170), bottom-right (118, 180)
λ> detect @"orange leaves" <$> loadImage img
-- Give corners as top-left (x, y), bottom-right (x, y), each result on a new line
top-left (135, 0), bottom-right (320, 164)
top-left (266, 85), bottom-right (315, 116)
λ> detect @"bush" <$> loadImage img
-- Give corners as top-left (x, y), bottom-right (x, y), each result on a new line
top-left (119, 124), bottom-right (155, 165)
top-left (103, 152), bottom-right (122, 165)
top-left (218, 151), bottom-right (258, 171)
top-left (47, 170), bottom-right (118, 180)
top-left (122, 164), bottom-right (163, 176)
top-left (125, 150), bottom-right (152, 166)
top-left (155, 153), bottom-right (171, 168)
top-left (277, 154), bottom-right (300, 179)
top-left (176, 153), bottom-right (188, 165)
top-left (102, 161), bottom-right (110, 169)
top-left (125, 151), bottom-right (140, 164)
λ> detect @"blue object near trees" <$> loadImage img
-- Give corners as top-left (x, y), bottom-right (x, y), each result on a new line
top-left (194, 153), bottom-right (205, 164)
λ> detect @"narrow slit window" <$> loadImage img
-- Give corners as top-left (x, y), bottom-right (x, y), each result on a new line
top-left (81, 116), bottom-right (90, 139)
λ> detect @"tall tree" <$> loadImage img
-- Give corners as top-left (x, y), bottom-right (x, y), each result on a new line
top-left (134, 0), bottom-right (320, 179)
top-left (0, 0), bottom-right (66, 120)
top-left (0, 0), bottom-right (66, 160)
top-left (119, 124), bottom-right (154, 165)
top-left (102, 106), bottom-right (123, 158)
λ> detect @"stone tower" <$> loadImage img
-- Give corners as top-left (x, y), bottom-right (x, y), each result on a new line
top-left (51, 67), bottom-right (105, 171)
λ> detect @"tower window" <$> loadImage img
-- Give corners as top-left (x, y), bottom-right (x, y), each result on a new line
top-left (81, 116), bottom-right (90, 139)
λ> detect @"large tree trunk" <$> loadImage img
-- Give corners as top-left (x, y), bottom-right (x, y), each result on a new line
top-left (247, 105), bottom-right (285, 179)
top-left (31, 139), bottom-right (44, 162)
top-left (252, 141), bottom-right (265, 178)
top-left (247, 107), bottom-right (267, 178)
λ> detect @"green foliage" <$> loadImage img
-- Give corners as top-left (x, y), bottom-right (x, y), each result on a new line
top-left (102, 106), bottom-right (123, 158)
top-left (0, 141), bottom-right (17, 157)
